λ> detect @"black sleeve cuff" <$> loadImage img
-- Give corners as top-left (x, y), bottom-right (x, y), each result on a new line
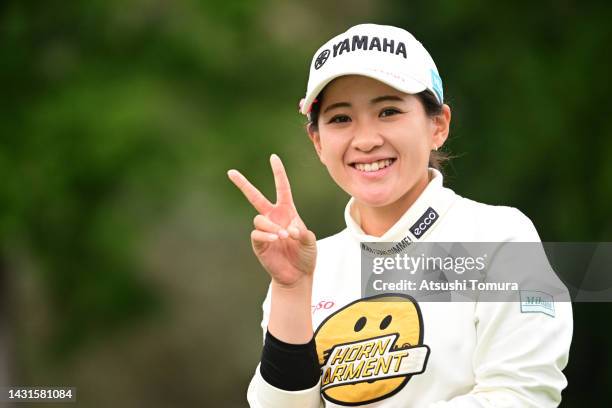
top-left (259, 329), bottom-right (321, 391)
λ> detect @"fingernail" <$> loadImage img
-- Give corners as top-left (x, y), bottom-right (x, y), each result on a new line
top-left (269, 234), bottom-right (279, 241)
top-left (278, 229), bottom-right (289, 239)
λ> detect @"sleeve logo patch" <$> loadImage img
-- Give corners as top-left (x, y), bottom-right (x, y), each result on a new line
top-left (520, 290), bottom-right (555, 317)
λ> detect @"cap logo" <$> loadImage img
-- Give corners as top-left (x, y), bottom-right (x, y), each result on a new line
top-left (314, 49), bottom-right (331, 70)
top-left (430, 69), bottom-right (443, 103)
top-left (330, 35), bottom-right (408, 59)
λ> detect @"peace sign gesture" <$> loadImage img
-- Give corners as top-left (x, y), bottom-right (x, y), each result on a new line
top-left (227, 154), bottom-right (317, 288)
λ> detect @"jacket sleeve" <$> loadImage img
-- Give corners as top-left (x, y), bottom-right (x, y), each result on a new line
top-left (426, 208), bottom-right (573, 408)
top-left (246, 284), bottom-right (324, 408)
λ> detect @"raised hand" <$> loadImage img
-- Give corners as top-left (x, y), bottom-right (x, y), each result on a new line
top-left (227, 154), bottom-right (317, 288)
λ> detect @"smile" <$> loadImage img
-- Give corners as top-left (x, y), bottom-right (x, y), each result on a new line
top-left (351, 158), bottom-right (396, 173)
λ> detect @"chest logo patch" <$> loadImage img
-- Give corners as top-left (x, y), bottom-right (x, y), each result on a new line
top-left (410, 207), bottom-right (439, 238)
top-left (314, 294), bottom-right (430, 405)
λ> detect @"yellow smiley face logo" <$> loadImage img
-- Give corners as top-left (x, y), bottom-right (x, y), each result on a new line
top-left (314, 294), bottom-right (430, 405)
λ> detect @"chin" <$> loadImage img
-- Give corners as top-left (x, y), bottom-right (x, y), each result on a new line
top-left (353, 190), bottom-right (397, 208)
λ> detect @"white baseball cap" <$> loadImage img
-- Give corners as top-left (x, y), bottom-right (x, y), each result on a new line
top-left (299, 23), bottom-right (443, 116)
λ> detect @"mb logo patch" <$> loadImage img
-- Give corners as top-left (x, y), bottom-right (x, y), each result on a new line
top-left (520, 290), bottom-right (555, 317)
top-left (314, 294), bottom-right (430, 405)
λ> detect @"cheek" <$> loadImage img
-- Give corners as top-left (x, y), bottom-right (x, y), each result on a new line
top-left (400, 134), bottom-right (429, 164)
top-left (319, 133), bottom-right (347, 167)
top-left (397, 123), bottom-right (433, 162)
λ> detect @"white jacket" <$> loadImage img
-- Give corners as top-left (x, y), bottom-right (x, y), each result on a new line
top-left (247, 168), bottom-right (573, 408)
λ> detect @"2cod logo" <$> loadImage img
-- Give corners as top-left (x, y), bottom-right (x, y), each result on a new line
top-left (314, 294), bottom-right (430, 405)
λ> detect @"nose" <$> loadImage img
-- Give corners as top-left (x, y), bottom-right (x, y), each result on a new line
top-left (350, 120), bottom-right (384, 152)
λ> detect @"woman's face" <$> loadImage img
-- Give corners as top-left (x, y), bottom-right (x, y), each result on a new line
top-left (308, 75), bottom-right (450, 209)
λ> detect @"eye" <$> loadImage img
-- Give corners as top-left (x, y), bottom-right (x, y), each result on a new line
top-left (354, 316), bottom-right (367, 332)
top-left (379, 315), bottom-right (392, 330)
top-left (380, 108), bottom-right (402, 117)
top-left (328, 114), bottom-right (351, 124)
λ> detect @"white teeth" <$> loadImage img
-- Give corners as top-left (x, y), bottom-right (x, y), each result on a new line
top-left (354, 159), bottom-right (393, 172)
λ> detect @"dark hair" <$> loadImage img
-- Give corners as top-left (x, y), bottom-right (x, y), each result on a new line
top-left (306, 89), bottom-right (451, 173)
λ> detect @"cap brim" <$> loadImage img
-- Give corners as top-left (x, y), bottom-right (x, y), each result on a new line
top-left (300, 66), bottom-right (428, 115)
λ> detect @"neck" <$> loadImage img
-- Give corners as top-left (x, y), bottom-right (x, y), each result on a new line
top-left (353, 169), bottom-right (431, 237)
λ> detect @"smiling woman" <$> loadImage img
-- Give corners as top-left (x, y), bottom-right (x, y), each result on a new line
top-left (306, 76), bottom-right (450, 236)
top-left (228, 23), bottom-right (572, 408)
top-left (308, 86), bottom-right (448, 171)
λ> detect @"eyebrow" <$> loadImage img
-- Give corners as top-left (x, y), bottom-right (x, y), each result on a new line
top-left (323, 95), bottom-right (405, 113)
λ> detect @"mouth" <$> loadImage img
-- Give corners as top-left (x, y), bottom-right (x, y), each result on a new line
top-left (350, 158), bottom-right (396, 173)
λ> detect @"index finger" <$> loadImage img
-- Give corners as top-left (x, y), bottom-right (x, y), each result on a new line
top-left (270, 154), bottom-right (294, 206)
top-left (227, 169), bottom-right (273, 214)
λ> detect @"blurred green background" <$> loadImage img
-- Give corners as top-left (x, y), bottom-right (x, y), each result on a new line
top-left (1, 0), bottom-right (611, 406)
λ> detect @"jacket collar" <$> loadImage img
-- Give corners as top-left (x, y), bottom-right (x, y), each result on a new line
top-left (343, 168), bottom-right (458, 243)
